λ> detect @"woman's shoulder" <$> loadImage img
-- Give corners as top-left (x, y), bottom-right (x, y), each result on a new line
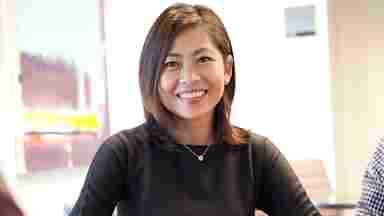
top-left (248, 132), bottom-right (268, 145)
top-left (232, 125), bottom-right (267, 146)
top-left (101, 122), bottom-right (150, 158)
top-left (244, 130), bottom-right (280, 158)
top-left (229, 125), bottom-right (277, 150)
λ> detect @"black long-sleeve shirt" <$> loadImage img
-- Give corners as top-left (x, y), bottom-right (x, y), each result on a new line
top-left (70, 120), bottom-right (321, 216)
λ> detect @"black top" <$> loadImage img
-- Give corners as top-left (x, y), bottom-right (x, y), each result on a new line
top-left (69, 119), bottom-right (321, 216)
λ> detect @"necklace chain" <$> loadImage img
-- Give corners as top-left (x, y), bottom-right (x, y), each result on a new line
top-left (180, 144), bottom-right (211, 162)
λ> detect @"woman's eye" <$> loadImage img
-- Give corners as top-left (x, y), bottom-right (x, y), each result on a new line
top-left (198, 56), bottom-right (213, 63)
top-left (164, 61), bottom-right (178, 68)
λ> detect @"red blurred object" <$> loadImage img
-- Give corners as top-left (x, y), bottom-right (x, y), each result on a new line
top-left (1, 174), bottom-right (23, 216)
top-left (0, 190), bottom-right (23, 216)
top-left (24, 132), bottom-right (69, 172)
top-left (23, 131), bottom-right (98, 173)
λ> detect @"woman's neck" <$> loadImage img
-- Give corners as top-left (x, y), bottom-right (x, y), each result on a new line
top-left (171, 115), bottom-right (215, 145)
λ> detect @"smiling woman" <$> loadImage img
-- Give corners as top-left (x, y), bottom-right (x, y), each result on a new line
top-left (69, 3), bottom-right (321, 216)
top-left (138, 3), bottom-right (244, 146)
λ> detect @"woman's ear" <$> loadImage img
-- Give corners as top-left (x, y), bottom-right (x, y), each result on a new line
top-left (224, 55), bottom-right (233, 85)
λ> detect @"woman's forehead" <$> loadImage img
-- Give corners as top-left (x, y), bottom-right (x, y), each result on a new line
top-left (166, 28), bottom-right (220, 57)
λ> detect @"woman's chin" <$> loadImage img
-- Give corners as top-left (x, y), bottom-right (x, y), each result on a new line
top-left (175, 110), bottom-right (213, 122)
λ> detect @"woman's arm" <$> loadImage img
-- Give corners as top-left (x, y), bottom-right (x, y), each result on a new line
top-left (70, 135), bottom-right (130, 216)
top-left (254, 137), bottom-right (321, 216)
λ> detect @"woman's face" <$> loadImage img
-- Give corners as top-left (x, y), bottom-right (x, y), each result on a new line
top-left (159, 27), bottom-right (232, 122)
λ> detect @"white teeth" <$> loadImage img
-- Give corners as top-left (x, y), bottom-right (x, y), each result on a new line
top-left (178, 90), bottom-right (206, 99)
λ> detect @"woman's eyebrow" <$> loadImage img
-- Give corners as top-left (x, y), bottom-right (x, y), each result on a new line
top-left (166, 53), bottom-right (180, 58)
top-left (192, 47), bottom-right (214, 56)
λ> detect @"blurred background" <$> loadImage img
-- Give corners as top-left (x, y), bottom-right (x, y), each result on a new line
top-left (0, 0), bottom-right (383, 215)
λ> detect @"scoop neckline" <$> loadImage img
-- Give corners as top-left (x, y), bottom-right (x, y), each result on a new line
top-left (144, 117), bottom-right (249, 152)
top-left (178, 143), bottom-right (217, 146)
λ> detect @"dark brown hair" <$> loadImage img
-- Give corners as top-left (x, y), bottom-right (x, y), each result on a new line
top-left (139, 3), bottom-right (248, 144)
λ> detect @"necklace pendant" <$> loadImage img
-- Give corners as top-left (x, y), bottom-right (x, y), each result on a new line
top-left (198, 155), bottom-right (204, 161)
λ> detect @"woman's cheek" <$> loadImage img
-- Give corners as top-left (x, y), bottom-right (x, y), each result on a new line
top-left (160, 73), bottom-right (178, 95)
top-left (204, 65), bottom-right (223, 84)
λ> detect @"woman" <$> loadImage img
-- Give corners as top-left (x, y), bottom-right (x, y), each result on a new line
top-left (70, 3), bottom-right (320, 216)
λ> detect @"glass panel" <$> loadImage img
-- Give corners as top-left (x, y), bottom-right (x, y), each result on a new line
top-left (16, 0), bottom-right (108, 174)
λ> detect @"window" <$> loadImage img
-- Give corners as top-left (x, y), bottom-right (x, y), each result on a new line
top-left (285, 5), bottom-right (316, 37)
top-left (16, 0), bottom-right (109, 174)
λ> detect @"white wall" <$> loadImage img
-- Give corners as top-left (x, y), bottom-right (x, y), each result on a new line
top-left (0, 0), bottom-right (22, 192)
top-left (329, 0), bottom-right (384, 200)
top-left (106, 0), bottom-right (335, 182)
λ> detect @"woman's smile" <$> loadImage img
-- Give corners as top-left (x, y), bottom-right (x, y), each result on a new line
top-left (177, 89), bottom-right (208, 98)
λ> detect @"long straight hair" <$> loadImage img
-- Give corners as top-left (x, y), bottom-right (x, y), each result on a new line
top-left (139, 3), bottom-right (248, 144)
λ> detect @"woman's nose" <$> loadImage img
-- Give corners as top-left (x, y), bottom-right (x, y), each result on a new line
top-left (179, 65), bottom-right (200, 84)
